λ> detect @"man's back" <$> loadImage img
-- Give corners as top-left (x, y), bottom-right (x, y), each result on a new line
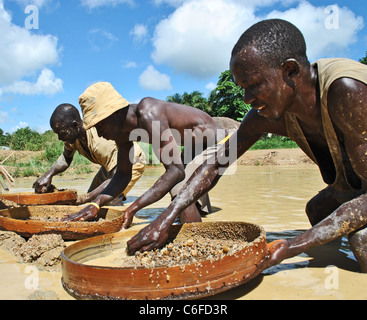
top-left (135, 97), bottom-right (222, 148)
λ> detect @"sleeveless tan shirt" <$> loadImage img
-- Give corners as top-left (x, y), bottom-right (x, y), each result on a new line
top-left (64, 127), bottom-right (144, 173)
top-left (285, 58), bottom-right (367, 191)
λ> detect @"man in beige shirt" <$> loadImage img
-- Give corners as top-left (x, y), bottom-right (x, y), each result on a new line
top-left (127, 19), bottom-right (367, 273)
top-left (33, 103), bottom-right (145, 205)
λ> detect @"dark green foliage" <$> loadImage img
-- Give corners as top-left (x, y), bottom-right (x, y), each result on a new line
top-left (360, 51), bottom-right (367, 65)
top-left (167, 91), bottom-right (212, 114)
top-left (208, 70), bottom-right (251, 120)
top-left (9, 127), bottom-right (43, 151)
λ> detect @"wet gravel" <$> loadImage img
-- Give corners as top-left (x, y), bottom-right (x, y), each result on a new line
top-left (121, 238), bottom-right (249, 269)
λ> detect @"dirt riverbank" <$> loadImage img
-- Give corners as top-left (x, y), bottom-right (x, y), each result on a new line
top-left (0, 148), bottom-right (314, 178)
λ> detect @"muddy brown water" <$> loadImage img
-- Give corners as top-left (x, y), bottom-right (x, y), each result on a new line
top-left (1, 164), bottom-right (367, 300)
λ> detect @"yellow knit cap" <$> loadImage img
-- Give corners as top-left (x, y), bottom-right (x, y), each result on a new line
top-left (79, 82), bottom-right (129, 130)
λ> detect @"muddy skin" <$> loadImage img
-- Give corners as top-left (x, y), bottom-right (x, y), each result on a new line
top-left (268, 194), bottom-right (367, 271)
top-left (348, 228), bottom-right (367, 273)
top-left (126, 20), bottom-right (367, 274)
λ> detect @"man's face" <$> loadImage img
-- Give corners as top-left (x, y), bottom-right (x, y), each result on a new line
top-left (53, 122), bottom-right (79, 144)
top-left (94, 117), bottom-right (116, 141)
top-left (230, 46), bottom-right (295, 121)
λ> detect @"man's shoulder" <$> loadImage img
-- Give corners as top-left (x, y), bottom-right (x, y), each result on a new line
top-left (136, 97), bottom-right (168, 120)
top-left (137, 97), bottom-right (162, 110)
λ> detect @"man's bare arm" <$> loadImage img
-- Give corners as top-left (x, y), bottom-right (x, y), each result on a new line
top-left (63, 142), bottom-right (133, 221)
top-left (126, 110), bottom-right (269, 253)
top-left (33, 148), bottom-right (74, 193)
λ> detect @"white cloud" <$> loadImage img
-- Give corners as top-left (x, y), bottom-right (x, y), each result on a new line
top-left (2, 68), bottom-right (63, 95)
top-left (151, 0), bottom-right (364, 79)
top-left (152, 0), bottom-right (257, 79)
top-left (81, 0), bottom-right (134, 9)
top-left (35, 124), bottom-right (50, 134)
top-left (205, 82), bottom-right (216, 91)
top-left (152, 0), bottom-right (186, 7)
top-left (0, 107), bottom-right (9, 125)
top-left (10, 121), bottom-right (29, 133)
top-left (11, 0), bottom-right (54, 8)
top-left (0, 1), bottom-right (62, 95)
top-left (88, 28), bottom-right (118, 51)
top-left (139, 65), bottom-right (172, 91)
top-left (130, 23), bottom-right (148, 43)
top-left (123, 61), bottom-right (138, 68)
top-left (266, 2), bottom-right (364, 60)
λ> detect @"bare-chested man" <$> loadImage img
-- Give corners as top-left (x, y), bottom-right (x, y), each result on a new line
top-left (127, 19), bottom-right (367, 273)
top-left (63, 82), bottom-right (225, 226)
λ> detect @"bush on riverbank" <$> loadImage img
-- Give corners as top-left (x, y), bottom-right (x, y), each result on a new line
top-left (0, 127), bottom-right (298, 178)
top-left (0, 129), bottom-right (94, 178)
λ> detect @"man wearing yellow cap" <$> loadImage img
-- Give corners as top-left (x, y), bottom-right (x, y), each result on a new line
top-left (33, 103), bottom-right (146, 205)
top-left (63, 82), bottom-right (225, 226)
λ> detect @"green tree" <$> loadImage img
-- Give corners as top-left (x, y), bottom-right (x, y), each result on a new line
top-left (167, 91), bottom-right (212, 114)
top-left (0, 128), bottom-right (10, 147)
top-left (40, 130), bottom-right (64, 162)
top-left (9, 127), bottom-right (43, 151)
top-left (166, 93), bottom-right (184, 104)
top-left (208, 70), bottom-right (251, 120)
top-left (360, 51), bottom-right (367, 65)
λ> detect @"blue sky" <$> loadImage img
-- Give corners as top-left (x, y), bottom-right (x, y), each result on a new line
top-left (0, 0), bottom-right (366, 134)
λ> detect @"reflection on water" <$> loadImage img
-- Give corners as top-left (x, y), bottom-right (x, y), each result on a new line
top-left (207, 165), bottom-right (326, 231)
top-left (135, 207), bottom-right (166, 222)
top-left (133, 165), bottom-right (359, 271)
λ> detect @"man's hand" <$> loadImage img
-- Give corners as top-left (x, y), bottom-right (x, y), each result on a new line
top-left (76, 193), bottom-right (89, 205)
top-left (62, 204), bottom-right (99, 222)
top-left (33, 176), bottom-right (55, 194)
top-left (122, 206), bottom-right (135, 229)
top-left (264, 239), bottom-right (289, 269)
top-left (126, 218), bottom-right (170, 255)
